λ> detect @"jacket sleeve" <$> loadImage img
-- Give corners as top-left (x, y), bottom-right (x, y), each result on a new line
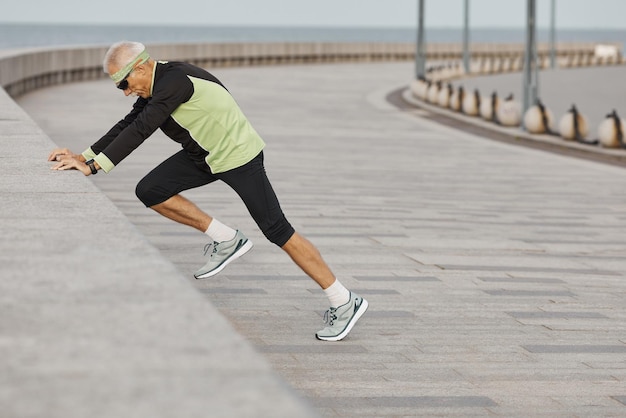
top-left (91, 69), bottom-right (194, 172)
top-left (82, 98), bottom-right (148, 160)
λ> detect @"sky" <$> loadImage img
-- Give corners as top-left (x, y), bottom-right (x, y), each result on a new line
top-left (2, 0), bottom-right (626, 30)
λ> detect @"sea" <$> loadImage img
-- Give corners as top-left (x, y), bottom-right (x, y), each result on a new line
top-left (1, 22), bottom-right (626, 51)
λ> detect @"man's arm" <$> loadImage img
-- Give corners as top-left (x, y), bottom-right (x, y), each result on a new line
top-left (47, 97), bottom-right (148, 175)
top-left (93, 71), bottom-right (194, 172)
top-left (47, 96), bottom-right (147, 165)
top-left (82, 97), bottom-right (149, 159)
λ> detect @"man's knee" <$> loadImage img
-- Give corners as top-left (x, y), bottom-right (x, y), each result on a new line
top-left (262, 218), bottom-right (295, 247)
top-left (135, 177), bottom-right (167, 208)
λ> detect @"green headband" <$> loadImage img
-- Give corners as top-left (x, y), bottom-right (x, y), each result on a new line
top-left (110, 50), bottom-right (150, 83)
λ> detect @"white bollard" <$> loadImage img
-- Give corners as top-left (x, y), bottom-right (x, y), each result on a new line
top-left (410, 78), bottom-right (426, 100)
top-left (437, 65), bottom-right (450, 81)
top-left (450, 86), bottom-right (465, 112)
top-left (427, 81), bottom-right (441, 104)
top-left (598, 110), bottom-right (626, 148)
top-left (411, 77), bottom-right (430, 101)
top-left (559, 105), bottom-right (589, 141)
top-left (462, 89), bottom-right (481, 116)
top-left (452, 62), bottom-right (461, 77)
top-left (480, 91), bottom-right (499, 121)
top-left (497, 94), bottom-right (522, 127)
top-left (437, 83), bottom-right (453, 108)
top-left (523, 100), bottom-right (555, 134)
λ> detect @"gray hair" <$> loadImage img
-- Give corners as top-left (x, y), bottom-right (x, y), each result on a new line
top-left (102, 41), bottom-right (147, 74)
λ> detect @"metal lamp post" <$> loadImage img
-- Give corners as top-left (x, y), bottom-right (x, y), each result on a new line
top-left (550, 0), bottom-right (557, 69)
top-left (415, 0), bottom-right (426, 78)
top-left (522, 0), bottom-right (538, 120)
top-left (463, 0), bottom-right (470, 74)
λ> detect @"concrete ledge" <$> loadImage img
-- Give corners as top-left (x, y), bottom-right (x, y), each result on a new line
top-left (0, 88), bottom-right (316, 416)
top-left (1, 41), bottom-right (613, 98)
top-left (0, 43), bottom-right (416, 97)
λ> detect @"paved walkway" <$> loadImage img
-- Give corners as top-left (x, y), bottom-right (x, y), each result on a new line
top-left (18, 61), bottom-right (626, 417)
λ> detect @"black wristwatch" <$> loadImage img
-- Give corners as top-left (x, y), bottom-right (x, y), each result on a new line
top-left (85, 159), bottom-right (98, 175)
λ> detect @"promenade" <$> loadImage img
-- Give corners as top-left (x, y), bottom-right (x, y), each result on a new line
top-left (16, 61), bottom-right (626, 417)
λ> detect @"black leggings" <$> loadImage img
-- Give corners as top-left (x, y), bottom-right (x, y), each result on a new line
top-left (135, 150), bottom-right (295, 247)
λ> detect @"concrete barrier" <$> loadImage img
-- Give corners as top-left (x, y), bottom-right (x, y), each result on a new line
top-left (1, 41), bottom-right (617, 98)
top-left (0, 45), bottom-right (319, 417)
top-left (0, 42), bottom-right (417, 96)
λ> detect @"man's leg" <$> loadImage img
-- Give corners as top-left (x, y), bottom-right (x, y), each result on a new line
top-left (280, 231), bottom-right (336, 290)
top-left (136, 150), bottom-right (234, 237)
top-left (220, 152), bottom-right (368, 340)
top-left (135, 151), bottom-right (253, 279)
top-left (281, 231), bottom-right (368, 341)
top-left (220, 152), bottom-right (345, 290)
top-left (151, 194), bottom-right (212, 232)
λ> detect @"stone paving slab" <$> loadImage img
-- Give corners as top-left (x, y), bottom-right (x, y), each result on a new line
top-left (17, 61), bottom-right (626, 417)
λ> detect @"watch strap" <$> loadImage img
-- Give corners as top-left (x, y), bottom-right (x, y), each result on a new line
top-left (85, 159), bottom-right (97, 175)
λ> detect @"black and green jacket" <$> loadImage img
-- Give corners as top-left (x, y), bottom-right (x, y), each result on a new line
top-left (83, 61), bottom-right (265, 173)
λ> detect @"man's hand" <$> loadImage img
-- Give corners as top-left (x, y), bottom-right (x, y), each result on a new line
top-left (48, 148), bottom-right (84, 162)
top-left (50, 154), bottom-right (91, 176)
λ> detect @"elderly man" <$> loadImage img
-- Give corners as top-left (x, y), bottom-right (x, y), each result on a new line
top-left (48, 41), bottom-right (367, 341)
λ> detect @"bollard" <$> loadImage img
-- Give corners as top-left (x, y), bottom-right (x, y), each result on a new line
top-left (523, 99), bottom-right (556, 134)
top-left (427, 80), bottom-right (441, 104)
top-left (436, 64), bottom-right (448, 80)
top-left (438, 83), bottom-right (453, 108)
top-left (452, 62), bottom-right (464, 78)
top-left (462, 89), bottom-right (481, 116)
top-left (481, 57), bottom-right (493, 74)
top-left (559, 104), bottom-right (594, 143)
top-left (410, 77), bottom-right (426, 100)
top-left (450, 85), bottom-right (465, 112)
top-left (422, 79), bottom-right (433, 101)
top-left (480, 91), bottom-right (499, 122)
top-left (411, 76), bottom-right (430, 101)
top-left (598, 110), bottom-right (626, 148)
top-left (497, 94), bottom-right (522, 127)
top-left (426, 66), bottom-right (438, 82)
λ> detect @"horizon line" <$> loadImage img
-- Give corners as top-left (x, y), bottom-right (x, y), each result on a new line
top-left (1, 21), bottom-right (626, 31)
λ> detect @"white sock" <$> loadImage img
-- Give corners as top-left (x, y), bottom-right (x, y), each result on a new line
top-left (205, 219), bottom-right (237, 243)
top-left (324, 279), bottom-right (351, 308)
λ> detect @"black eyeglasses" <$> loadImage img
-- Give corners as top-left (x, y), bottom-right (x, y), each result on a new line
top-left (116, 67), bottom-right (135, 90)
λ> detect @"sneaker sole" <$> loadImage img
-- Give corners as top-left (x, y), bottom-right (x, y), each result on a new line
top-left (316, 298), bottom-right (369, 342)
top-left (194, 239), bottom-right (253, 279)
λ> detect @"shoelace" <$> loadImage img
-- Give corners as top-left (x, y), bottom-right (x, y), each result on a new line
top-left (323, 307), bottom-right (338, 326)
top-left (203, 242), bottom-right (218, 257)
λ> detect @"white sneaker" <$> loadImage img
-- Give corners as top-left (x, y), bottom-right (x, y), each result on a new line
top-left (194, 230), bottom-right (253, 279)
top-left (316, 292), bottom-right (368, 341)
